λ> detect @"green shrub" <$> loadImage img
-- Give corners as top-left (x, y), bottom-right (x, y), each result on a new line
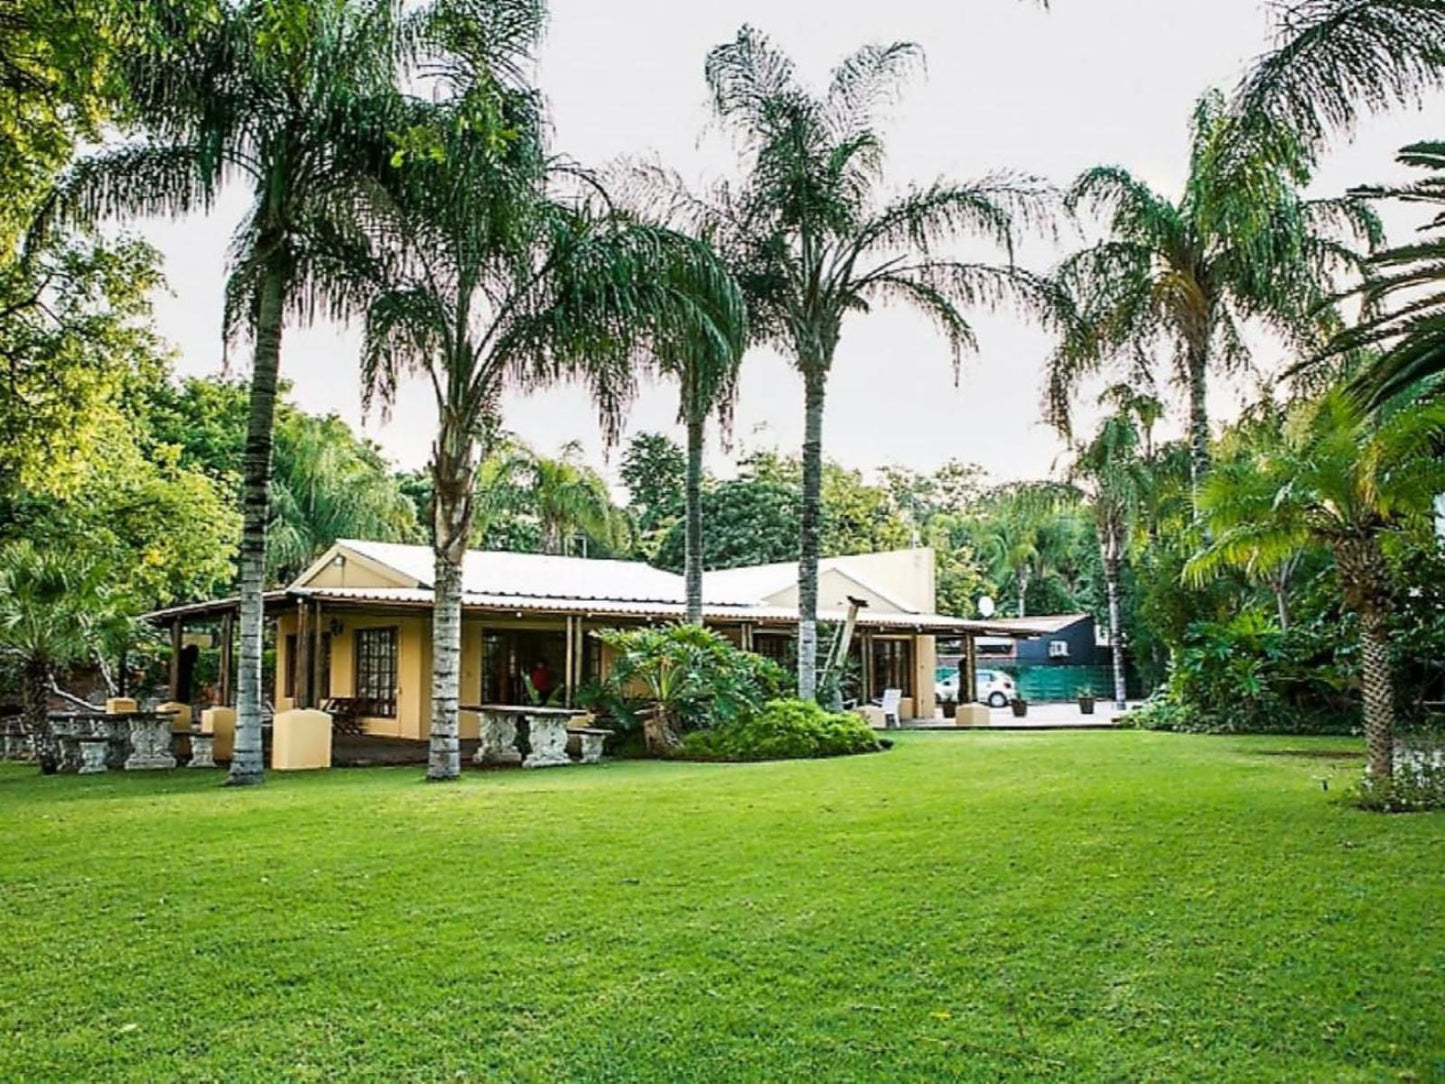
top-left (683, 698), bottom-right (883, 762)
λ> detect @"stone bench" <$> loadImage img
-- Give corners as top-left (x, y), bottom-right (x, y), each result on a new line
top-left (567, 727), bottom-right (612, 765)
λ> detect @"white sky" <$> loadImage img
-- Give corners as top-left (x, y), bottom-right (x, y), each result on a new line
top-left (135, 0), bottom-right (1442, 489)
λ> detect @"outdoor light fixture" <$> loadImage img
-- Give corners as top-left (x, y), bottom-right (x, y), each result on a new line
top-left (330, 554), bottom-right (345, 567)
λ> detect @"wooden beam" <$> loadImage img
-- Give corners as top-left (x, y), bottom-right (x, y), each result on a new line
top-left (219, 608), bottom-right (234, 707)
top-left (964, 633), bottom-right (978, 708)
top-left (563, 615), bottom-right (576, 708)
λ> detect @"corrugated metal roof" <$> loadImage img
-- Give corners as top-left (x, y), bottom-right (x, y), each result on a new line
top-left (293, 585), bottom-right (978, 632)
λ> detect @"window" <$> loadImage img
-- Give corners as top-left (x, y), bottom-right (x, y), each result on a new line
top-left (284, 634), bottom-right (298, 698)
top-left (871, 638), bottom-right (914, 697)
top-left (355, 627), bottom-right (398, 717)
top-left (753, 632), bottom-right (793, 665)
top-left (1048, 639), bottom-right (1070, 659)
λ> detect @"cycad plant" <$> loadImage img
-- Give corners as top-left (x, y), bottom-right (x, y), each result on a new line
top-left (1188, 388), bottom-right (1445, 784)
top-left (1049, 90), bottom-right (1381, 489)
top-left (647, 26), bottom-right (1058, 698)
top-left (360, 14), bottom-right (742, 780)
top-left (0, 541), bottom-right (128, 771)
top-left (39, 0), bottom-right (406, 785)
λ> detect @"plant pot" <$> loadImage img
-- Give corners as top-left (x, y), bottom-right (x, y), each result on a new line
top-left (1010, 698), bottom-right (1028, 718)
top-left (1077, 695), bottom-right (1096, 715)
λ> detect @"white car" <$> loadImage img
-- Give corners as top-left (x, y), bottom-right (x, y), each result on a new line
top-left (935, 668), bottom-right (1016, 708)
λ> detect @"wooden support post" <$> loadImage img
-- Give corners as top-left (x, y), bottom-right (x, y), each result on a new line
top-left (310, 604), bottom-right (324, 706)
top-left (964, 633), bottom-right (978, 707)
top-left (861, 633), bottom-right (874, 703)
top-left (563, 615), bottom-right (576, 708)
top-left (741, 623), bottom-right (754, 652)
top-left (168, 619), bottom-right (182, 701)
top-left (219, 609), bottom-right (235, 707)
top-left (296, 600), bottom-right (312, 710)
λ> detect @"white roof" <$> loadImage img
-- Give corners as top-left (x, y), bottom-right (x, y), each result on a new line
top-left (328, 540), bottom-right (756, 607)
top-left (703, 556), bottom-right (917, 613)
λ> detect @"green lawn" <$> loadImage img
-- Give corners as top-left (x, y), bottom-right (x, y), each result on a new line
top-left (2, 733), bottom-right (1442, 1082)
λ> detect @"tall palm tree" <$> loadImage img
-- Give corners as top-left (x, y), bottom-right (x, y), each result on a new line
top-left (1188, 388), bottom-right (1445, 784)
top-left (0, 541), bottom-right (127, 771)
top-left (39, 0), bottom-right (405, 785)
top-left (969, 484), bottom-right (1073, 618)
top-left (651, 257), bottom-right (745, 622)
top-left (360, 54), bottom-right (742, 780)
top-left (516, 442), bottom-right (632, 557)
top-left (1328, 142), bottom-right (1445, 405)
top-left (1236, 0), bottom-right (1445, 156)
top-left (1048, 90), bottom-right (1382, 490)
top-left (651, 27), bottom-right (1058, 699)
top-left (1070, 408), bottom-right (1147, 711)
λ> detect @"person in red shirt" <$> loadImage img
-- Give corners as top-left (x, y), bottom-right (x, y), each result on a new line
top-left (529, 660), bottom-right (553, 699)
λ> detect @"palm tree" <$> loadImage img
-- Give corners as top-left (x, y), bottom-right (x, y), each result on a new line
top-left (1070, 408), bottom-right (1148, 711)
top-left (1048, 90), bottom-right (1381, 490)
top-left (650, 27), bottom-right (1058, 699)
top-left (1326, 142), bottom-right (1445, 406)
top-left (969, 484), bottom-right (1073, 618)
top-left (39, 0), bottom-right (406, 785)
top-left (1188, 388), bottom-right (1445, 784)
top-left (515, 442), bottom-right (632, 557)
top-left (267, 412), bottom-right (421, 580)
top-left (650, 259), bottom-right (745, 622)
top-left (360, 48), bottom-right (742, 780)
top-left (0, 541), bottom-right (127, 771)
top-left (1235, 1), bottom-right (1445, 156)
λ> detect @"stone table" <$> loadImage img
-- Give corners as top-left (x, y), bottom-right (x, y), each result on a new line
top-left (462, 705), bottom-right (588, 769)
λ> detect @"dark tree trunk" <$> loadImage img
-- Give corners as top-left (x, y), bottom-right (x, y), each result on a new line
top-left (797, 366), bottom-right (827, 701)
top-left (1186, 334), bottom-right (1211, 495)
top-left (228, 259), bottom-right (285, 787)
top-left (23, 658), bottom-right (54, 772)
top-left (428, 412), bottom-right (476, 782)
top-left (684, 413), bottom-right (705, 625)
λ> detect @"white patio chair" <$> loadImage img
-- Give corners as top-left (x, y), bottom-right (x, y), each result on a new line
top-left (878, 688), bottom-right (902, 729)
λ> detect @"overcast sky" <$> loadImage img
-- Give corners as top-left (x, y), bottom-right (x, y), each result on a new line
top-left (134, 0), bottom-right (1440, 489)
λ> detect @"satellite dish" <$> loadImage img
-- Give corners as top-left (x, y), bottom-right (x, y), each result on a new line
top-left (978, 595), bottom-right (996, 619)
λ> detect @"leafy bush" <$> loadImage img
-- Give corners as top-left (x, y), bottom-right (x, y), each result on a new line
top-left (592, 625), bottom-right (788, 752)
top-left (1130, 610), bottom-right (1359, 734)
top-left (683, 698), bottom-right (883, 761)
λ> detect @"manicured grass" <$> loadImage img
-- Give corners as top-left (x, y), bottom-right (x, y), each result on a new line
top-left (1, 732), bottom-right (1442, 1082)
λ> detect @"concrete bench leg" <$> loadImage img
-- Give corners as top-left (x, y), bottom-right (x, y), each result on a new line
top-left (188, 734), bottom-right (216, 769)
top-left (522, 717), bottom-right (571, 769)
top-left (578, 733), bottom-right (605, 765)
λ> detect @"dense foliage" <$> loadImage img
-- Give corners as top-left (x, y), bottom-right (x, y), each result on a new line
top-left (681, 697), bottom-right (883, 761)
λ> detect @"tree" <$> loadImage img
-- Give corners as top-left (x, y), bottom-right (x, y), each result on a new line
top-left (968, 484), bottom-right (1080, 618)
top-left (620, 432), bottom-right (686, 541)
top-left (650, 26), bottom-right (1056, 699)
top-left (1235, 0), bottom-right (1445, 157)
top-left (1332, 142), bottom-right (1445, 406)
top-left (1048, 90), bottom-right (1381, 489)
top-left (1189, 388), bottom-right (1445, 785)
top-left (360, 15), bottom-right (743, 781)
top-left (1070, 407), bottom-right (1148, 710)
top-left (267, 412), bottom-right (420, 581)
top-left (506, 442), bottom-right (631, 558)
top-left (654, 474), bottom-right (799, 573)
top-left (0, 541), bottom-right (128, 771)
top-left (42, 0), bottom-right (408, 786)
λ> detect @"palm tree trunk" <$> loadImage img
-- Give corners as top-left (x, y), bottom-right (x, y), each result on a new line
top-left (1103, 547), bottom-right (1127, 711)
top-left (1186, 337), bottom-right (1211, 493)
top-left (1016, 569), bottom-right (1029, 618)
top-left (228, 261), bottom-right (285, 787)
top-left (684, 413), bottom-right (705, 625)
top-left (1334, 535), bottom-right (1395, 782)
top-left (23, 657), bottom-right (53, 772)
top-left (797, 367), bottom-right (827, 701)
top-left (428, 414), bottom-right (475, 782)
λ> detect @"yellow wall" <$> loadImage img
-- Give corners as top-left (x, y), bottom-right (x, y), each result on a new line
top-left (277, 605), bottom-right (941, 735)
top-left (302, 549), bottom-right (418, 590)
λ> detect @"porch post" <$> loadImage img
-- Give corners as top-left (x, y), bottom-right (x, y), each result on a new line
top-left (861, 632), bottom-right (874, 702)
top-left (564, 615), bottom-right (576, 708)
top-left (310, 602), bottom-right (324, 705)
top-left (168, 619), bottom-right (183, 701)
top-left (964, 633), bottom-right (978, 708)
top-left (219, 608), bottom-right (235, 707)
top-left (741, 623), bottom-right (754, 652)
top-left (296, 599), bottom-right (312, 709)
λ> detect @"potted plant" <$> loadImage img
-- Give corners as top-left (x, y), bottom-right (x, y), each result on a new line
top-left (1077, 686), bottom-right (1096, 715)
top-left (1010, 696), bottom-right (1028, 718)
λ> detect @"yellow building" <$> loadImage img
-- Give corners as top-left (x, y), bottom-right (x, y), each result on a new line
top-left (151, 540), bottom-right (982, 740)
